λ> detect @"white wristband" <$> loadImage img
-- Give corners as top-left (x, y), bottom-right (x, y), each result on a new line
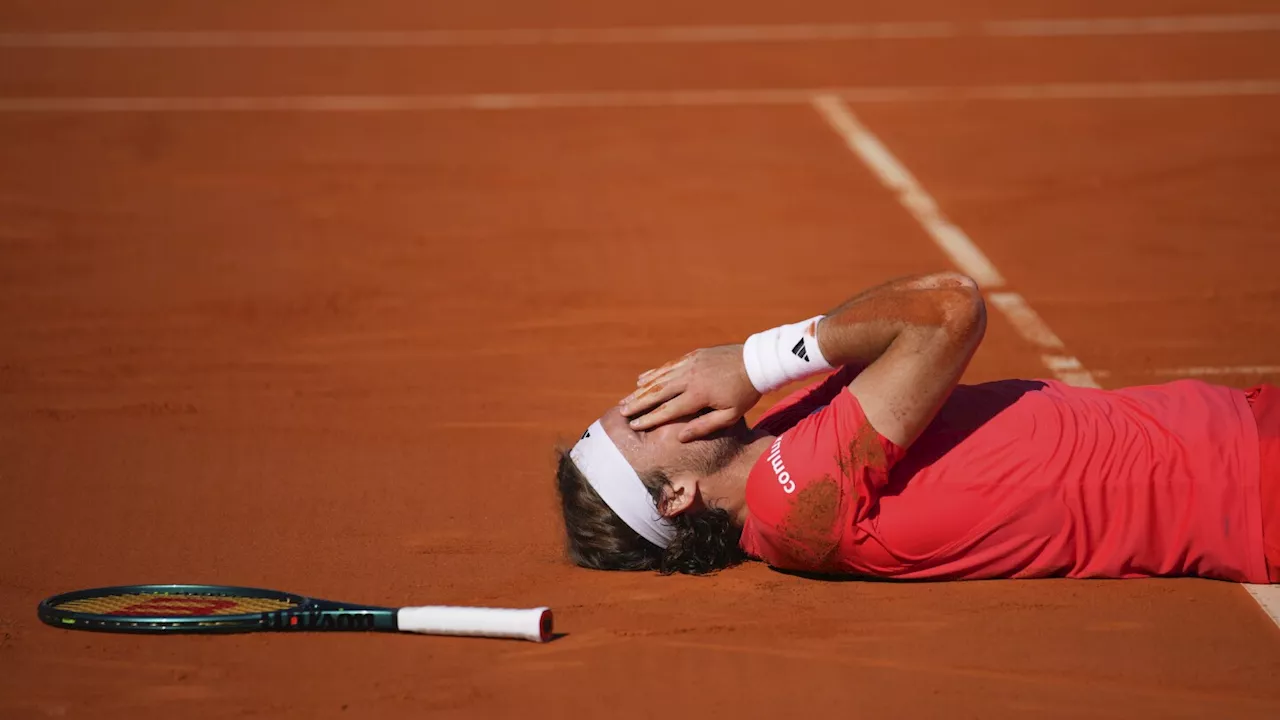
top-left (742, 315), bottom-right (833, 394)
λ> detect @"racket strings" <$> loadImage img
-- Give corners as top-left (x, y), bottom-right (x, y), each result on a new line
top-left (55, 593), bottom-right (297, 616)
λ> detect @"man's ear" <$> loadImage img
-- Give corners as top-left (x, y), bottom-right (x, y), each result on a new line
top-left (657, 473), bottom-right (699, 518)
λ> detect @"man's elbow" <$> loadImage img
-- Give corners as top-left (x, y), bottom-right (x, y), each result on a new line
top-left (911, 271), bottom-right (980, 293)
top-left (936, 274), bottom-right (986, 346)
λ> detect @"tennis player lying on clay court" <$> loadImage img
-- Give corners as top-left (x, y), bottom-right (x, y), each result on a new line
top-left (555, 272), bottom-right (1280, 582)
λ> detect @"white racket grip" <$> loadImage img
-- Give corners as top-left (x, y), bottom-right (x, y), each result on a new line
top-left (396, 605), bottom-right (553, 642)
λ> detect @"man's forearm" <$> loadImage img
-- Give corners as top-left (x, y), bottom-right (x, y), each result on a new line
top-left (816, 272), bottom-right (986, 374)
top-left (618, 272), bottom-right (986, 443)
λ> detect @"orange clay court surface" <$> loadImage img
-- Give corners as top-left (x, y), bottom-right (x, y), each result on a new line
top-left (2, 1), bottom-right (1280, 717)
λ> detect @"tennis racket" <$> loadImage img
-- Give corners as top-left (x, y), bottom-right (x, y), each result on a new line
top-left (38, 584), bottom-right (553, 642)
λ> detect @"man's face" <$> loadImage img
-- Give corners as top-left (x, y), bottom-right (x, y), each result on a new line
top-left (597, 405), bottom-right (689, 477)
top-left (599, 406), bottom-right (750, 479)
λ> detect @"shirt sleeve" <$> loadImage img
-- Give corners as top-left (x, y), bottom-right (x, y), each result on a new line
top-left (740, 387), bottom-right (907, 573)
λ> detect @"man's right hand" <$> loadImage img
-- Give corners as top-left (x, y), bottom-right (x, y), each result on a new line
top-left (618, 345), bottom-right (762, 442)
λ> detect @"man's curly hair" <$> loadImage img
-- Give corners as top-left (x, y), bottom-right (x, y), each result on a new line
top-left (554, 450), bottom-right (743, 575)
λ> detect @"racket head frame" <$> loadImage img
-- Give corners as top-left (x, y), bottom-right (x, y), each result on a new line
top-left (38, 583), bottom-right (320, 634)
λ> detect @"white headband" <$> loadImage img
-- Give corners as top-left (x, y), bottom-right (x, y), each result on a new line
top-left (569, 421), bottom-right (675, 549)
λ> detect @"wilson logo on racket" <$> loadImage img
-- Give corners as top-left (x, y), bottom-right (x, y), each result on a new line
top-left (261, 609), bottom-right (377, 631)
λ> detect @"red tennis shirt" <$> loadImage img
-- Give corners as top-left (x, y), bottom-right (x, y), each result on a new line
top-left (739, 368), bottom-right (1269, 582)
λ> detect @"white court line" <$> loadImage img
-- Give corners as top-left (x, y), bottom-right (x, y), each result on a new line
top-left (985, 292), bottom-right (1065, 347)
top-left (986, 14), bottom-right (1280, 37)
top-left (1040, 355), bottom-right (1103, 389)
top-left (982, 296), bottom-right (1099, 388)
top-left (1151, 365), bottom-right (1280, 377)
top-left (1090, 365), bottom-right (1280, 378)
top-left (1244, 586), bottom-right (1280, 631)
top-left (810, 95), bottom-right (1004, 288)
top-left (3, 80), bottom-right (1278, 114)
top-left (1, 14), bottom-right (1278, 48)
top-left (811, 95), bottom-right (1101, 385)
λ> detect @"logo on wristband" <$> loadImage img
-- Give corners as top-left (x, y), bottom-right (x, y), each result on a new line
top-left (791, 339), bottom-right (810, 362)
